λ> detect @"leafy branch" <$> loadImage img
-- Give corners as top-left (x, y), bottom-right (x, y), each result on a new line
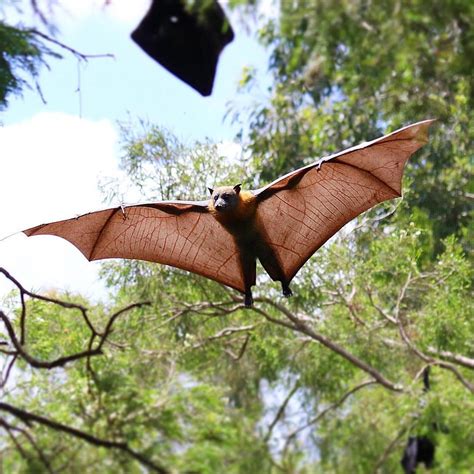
top-left (0, 268), bottom-right (167, 472)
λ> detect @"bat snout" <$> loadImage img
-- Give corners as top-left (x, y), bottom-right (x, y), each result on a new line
top-left (215, 204), bottom-right (227, 213)
top-left (215, 200), bottom-right (231, 212)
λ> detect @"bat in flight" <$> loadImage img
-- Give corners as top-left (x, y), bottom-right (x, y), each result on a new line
top-left (24, 120), bottom-right (434, 306)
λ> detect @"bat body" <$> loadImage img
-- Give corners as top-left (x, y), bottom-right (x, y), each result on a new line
top-left (208, 185), bottom-right (291, 305)
top-left (24, 120), bottom-right (435, 305)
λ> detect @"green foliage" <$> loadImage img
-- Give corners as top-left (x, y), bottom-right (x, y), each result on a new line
top-left (229, 0), bottom-right (473, 247)
top-left (0, 19), bottom-right (58, 110)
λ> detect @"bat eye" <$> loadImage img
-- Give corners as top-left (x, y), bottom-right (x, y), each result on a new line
top-left (213, 195), bottom-right (218, 201)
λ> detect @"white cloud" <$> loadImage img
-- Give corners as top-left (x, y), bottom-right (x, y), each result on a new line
top-left (216, 140), bottom-right (243, 163)
top-left (0, 112), bottom-right (122, 300)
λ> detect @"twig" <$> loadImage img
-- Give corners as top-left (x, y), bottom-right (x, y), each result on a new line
top-left (365, 287), bottom-right (397, 324)
top-left (0, 303), bottom-right (149, 369)
top-left (30, 30), bottom-right (114, 62)
top-left (0, 355), bottom-right (18, 389)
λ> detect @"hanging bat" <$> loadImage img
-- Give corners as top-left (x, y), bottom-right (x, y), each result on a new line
top-left (24, 120), bottom-right (434, 306)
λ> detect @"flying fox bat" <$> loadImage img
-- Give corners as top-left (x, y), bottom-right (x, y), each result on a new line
top-left (24, 120), bottom-right (434, 306)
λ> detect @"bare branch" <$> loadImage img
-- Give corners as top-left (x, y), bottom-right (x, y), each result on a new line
top-left (0, 267), bottom-right (96, 335)
top-left (30, 30), bottom-right (114, 62)
top-left (365, 287), bottom-right (397, 324)
top-left (0, 302), bottom-right (149, 370)
top-left (192, 324), bottom-right (256, 350)
top-left (0, 402), bottom-right (168, 473)
top-left (426, 347), bottom-right (474, 370)
top-left (0, 355), bottom-right (18, 389)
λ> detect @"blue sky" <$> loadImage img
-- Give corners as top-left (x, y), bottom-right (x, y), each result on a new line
top-left (0, 0), bottom-right (272, 300)
top-left (4, 1), bottom-right (271, 138)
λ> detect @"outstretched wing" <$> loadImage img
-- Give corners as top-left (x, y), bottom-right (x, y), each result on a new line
top-left (253, 119), bottom-right (435, 283)
top-left (24, 201), bottom-right (246, 292)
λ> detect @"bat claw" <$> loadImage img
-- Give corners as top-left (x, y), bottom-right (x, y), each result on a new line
top-left (244, 292), bottom-right (253, 307)
top-left (282, 284), bottom-right (293, 298)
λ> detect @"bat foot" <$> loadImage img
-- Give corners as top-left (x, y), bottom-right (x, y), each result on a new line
top-left (282, 284), bottom-right (293, 298)
top-left (244, 292), bottom-right (253, 307)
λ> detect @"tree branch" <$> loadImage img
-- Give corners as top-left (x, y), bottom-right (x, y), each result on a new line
top-left (192, 324), bottom-right (256, 350)
top-left (393, 275), bottom-right (474, 393)
top-left (255, 299), bottom-right (402, 392)
top-left (283, 379), bottom-right (377, 453)
top-left (30, 30), bottom-right (114, 62)
top-left (0, 403), bottom-right (168, 473)
top-left (0, 418), bottom-right (54, 474)
top-left (264, 379), bottom-right (300, 443)
top-left (0, 302), bottom-right (149, 370)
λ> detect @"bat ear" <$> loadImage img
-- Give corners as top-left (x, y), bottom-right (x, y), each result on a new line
top-left (233, 184), bottom-right (241, 194)
top-left (208, 187), bottom-right (214, 196)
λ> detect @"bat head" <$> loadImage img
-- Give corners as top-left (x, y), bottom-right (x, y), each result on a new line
top-left (209, 184), bottom-right (241, 213)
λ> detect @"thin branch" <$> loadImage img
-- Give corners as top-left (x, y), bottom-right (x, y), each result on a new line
top-left (264, 379), bottom-right (300, 443)
top-left (192, 324), bottom-right (256, 350)
top-left (224, 333), bottom-right (251, 361)
top-left (0, 402), bottom-right (168, 473)
top-left (0, 420), bottom-right (33, 467)
top-left (365, 287), bottom-right (397, 324)
top-left (426, 347), bottom-right (474, 370)
top-left (31, 30), bottom-right (114, 62)
top-left (0, 418), bottom-right (54, 474)
top-left (284, 379), bottom-right (377, 453)
top-left (0, 305), bottom-right (146, 370)
top-left (0, 267), bottom-right (97, 335)
top-left (1, 355), bottom-right (18, 389)
top-left (95, 302), bottom-right (150, 352)
top-left (392, 277), bottom-right (474, 393)
top-left (372, 420), bottom-right (417, 474)
top-left (0, 268), bottom-right (150, 371)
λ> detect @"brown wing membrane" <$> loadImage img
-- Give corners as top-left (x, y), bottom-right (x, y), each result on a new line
top-left (24, 202), bottom-right (246, 293)
top-left (254, 120), bottom-right (435, 283)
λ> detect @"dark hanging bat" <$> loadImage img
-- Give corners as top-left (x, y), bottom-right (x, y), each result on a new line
top-left (24, 120), bottom-right (434, 306)
top-left (131, 0), bottom-right (234, 96)
top-left (401, 436), bottom-right (435, 473)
